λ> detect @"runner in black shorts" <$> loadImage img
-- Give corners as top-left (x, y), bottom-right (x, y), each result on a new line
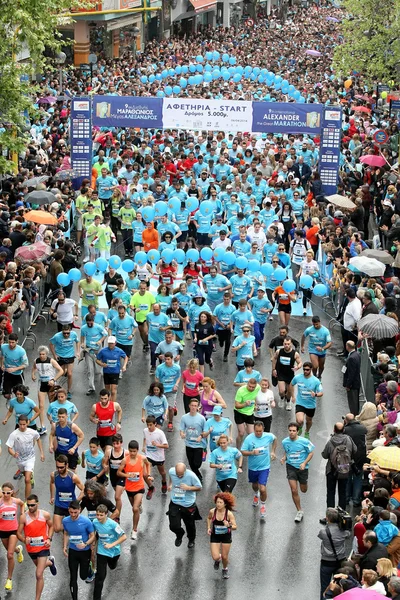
top-left (103, 434), bottom-right (126, 517)
top-left (272, 337), bottom-right (302, 411)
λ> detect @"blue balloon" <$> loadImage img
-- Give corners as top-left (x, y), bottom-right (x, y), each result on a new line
top-left (248, 259), bottom-right (260, 272)
top-left (212, 51), bottom-right (220, 61)
top-left (173, 249), bottom-right (185, 264)
top-left (200, 247), bottom-right (213, 261)
top-left (233, 73), bottom-right (241, 83)
top-left (194, 74), bottom-right (203, 85)
top-left (148, 74), bottom-right (155, 83)
top-left (261, 69), bottom-right (268, 77)
top-left (168, 197), bottom-right (181, 214)
top-left (300, 274), bottom-right (313, 289)
top-left (261, 263), bottom-right (274, 277)
top-left (283, 279), bottom-right (296, 293)
top-left (161, 249), bottom-right (173, 264)
top-left (293, 90), bottom-right (301, 100)
top-left (258, 75), bottom-right (264, 83)
top-left (222, 71), bottom-right (230, 81)
top-left (313, 283), bottom-right (327, 297)
top-left (186, 249), bottom-right (200, 263)
top-left (175, 65), bottom-right (182, 75)
top-left (282, 79), bottom-right (289, 87)
top-left (199, 200), bottom-right (214, 216)
top-left (135, 251), bottom-right (148, 267)
top-left (250, 73), bottom-right (257, 81)
top-left (162, 69), bottom-right (168, 79)
top-left (223, 251), bottom-right (236, 266)
top-left (181, 65), bottom-right (188, 74)
top-left (109, 255), bottom-right (121, 270)
top-left (57, 272), bottom-right (70, 286)
top-left (275, 267), bottom-right (287, 282)
top-left (168, 68), bottom-right (175, 77)
top-left (69, 267), bottom-right (82, 281)
top-left (142, 206), bottom-right (155, 222)
top-left (274, 75), bottom-right (282, 83)
top-left (189, 63), bottom-right (196, 73)
top-left (229, 56), bottom-right (236, 65)
top-left (154, 201), bottom-right (168, 217)
top-left (204, 64), bottom-right (212, 72)
top-left (196, 55), bottom-right (204, 63)
top-left (213, 247), bottom-right (225, 262)
top-left (253, 67), bottom-right (261, 76)
top-left (299, 96), bottom-right (306, 103)
top-left (140, 75), bottom-right (148, 84)
top-left (95, 259), bottom-right (108, 273)
top-left (196, 64), bottom-right (203, 73)
top-left (244, 65), bottom-right (252, 73)
top-left (236, 65), bottom-right (244, 75)
top-left (186, 197), bottom-right (199, 212)
top-left (188, 76), bottom-right (196, 86)
top-left (288, 84), bottom-right (295, 93)
top-left (236, 256), bottom-right (248, 270)
top-left (155, 73), bottom-right (162, 81)
top-left (83, 262), bottom-right (96, 276)
top-left (173, 85), bottom-right (181, 95)
top-left (228, 66), bottom-right (235, 75)
top-left (147, 250), bottom-right (160, 265)
top-left (122, 259), bottom-right (135, 273)
top-left (205, 52), bottom-right (213, 61)
top-left (222, 53), bottom-right (229, 63)
top-left (204, 72), bottom-right (212, 83)
top-left (156, 90), bottom-right (165, 98)
top-left (180, 78), bottom-right (187, 89)
top-left (165, 86), bottom-right (172, 96)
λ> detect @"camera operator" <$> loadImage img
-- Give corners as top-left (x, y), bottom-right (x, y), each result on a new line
top-left (318, 507), bottom-right (351, 600)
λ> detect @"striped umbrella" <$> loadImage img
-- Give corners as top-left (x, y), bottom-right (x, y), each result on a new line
top-left (368, 446), bottom-right (400, 471)
top-left (358, 314), bottom-right (399, 340)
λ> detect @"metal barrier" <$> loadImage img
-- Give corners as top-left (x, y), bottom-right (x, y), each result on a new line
top-left (12, 277), bottom-right (48, 349)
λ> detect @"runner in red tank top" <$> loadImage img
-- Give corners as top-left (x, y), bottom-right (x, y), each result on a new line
top-left (90, 389), bottom-right (122, 452)
top-left (17, 494), bottom-right (56, 600)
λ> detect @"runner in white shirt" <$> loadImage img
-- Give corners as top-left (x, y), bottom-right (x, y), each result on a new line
top-left (6, 416), bottom-right (45, 499)
top-left (142, 416), bottom-right (169, 500)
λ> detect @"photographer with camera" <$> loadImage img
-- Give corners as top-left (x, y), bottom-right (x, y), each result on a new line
top-left (318, 507), bottom-right (351, 600)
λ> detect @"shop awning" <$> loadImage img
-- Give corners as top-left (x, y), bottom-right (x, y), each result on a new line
top-left (190, 0), bottom-right (217, 13)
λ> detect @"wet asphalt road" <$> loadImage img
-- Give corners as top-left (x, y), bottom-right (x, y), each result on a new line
top-left (0, 296), bottom-right (351, 600)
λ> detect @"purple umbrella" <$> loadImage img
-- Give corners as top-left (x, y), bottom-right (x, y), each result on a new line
top-left (38, 96), bottom-right (56, 104)
top-left (326, 16), bottom-right (340, 22)
top-left (305, 49), bottom-right (322, 57)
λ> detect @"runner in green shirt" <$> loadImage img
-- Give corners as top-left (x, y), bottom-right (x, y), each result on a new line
top-left (118, 199), bottom-right (136, 257)
top-left (78, 275), bottom-right (104, 317)
top-left (130, 281), bottom-right (156, 352)
top-left (234, 379), bottom-right (261, 447)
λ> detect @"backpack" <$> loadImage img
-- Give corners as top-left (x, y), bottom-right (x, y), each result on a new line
top-left (330, 442), bottom-right (352, 479)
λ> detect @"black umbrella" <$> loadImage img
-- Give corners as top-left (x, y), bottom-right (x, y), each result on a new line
top-left (21, 175), bottom-right (49, 188)
top-left (24, 190), bottom-right (58, 206)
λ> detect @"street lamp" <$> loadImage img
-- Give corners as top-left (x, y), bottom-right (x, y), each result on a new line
top-left (88, 53), bottom-right (97, 83)
top-left (56, 52), bottom-right (67, 92)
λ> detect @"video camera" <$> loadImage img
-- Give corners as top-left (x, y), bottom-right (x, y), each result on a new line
top-left (337, 506), bottom-right (352, 531)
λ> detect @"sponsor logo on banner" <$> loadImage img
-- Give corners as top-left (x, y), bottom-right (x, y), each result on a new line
top-left (92, 96), bottom-right (163, 128)
top-left (252, 102), bottom-right (322, 134)
top-left (73, 100), bottom-right (90, 111)
top-left (162, 99), bottom-right (253, 131)
top-left (324, 110), bottom-right (341, 121)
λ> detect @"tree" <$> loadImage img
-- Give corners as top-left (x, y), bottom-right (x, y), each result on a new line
top-left (0, 0), bottom-right (91, 174)
top-left (333, 0), bottom-right (400, 86)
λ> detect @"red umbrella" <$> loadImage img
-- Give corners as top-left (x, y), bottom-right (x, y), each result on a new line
top-left (359, 155), bottom-right (386, 167)
top-left (15, 241), bottom-right (52, 262)
top-left (353, 106), bottom-right (371, 114)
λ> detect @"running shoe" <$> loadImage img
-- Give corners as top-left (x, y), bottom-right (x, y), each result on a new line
top-left (268, 316), bottom-right (273, 321)
top-left (185, 331), bottom-right (191, 340)
top-left (5, 578), bottom-right (12, 591)
top-left (278, 398), bottom-right (284, 409)
top-left (49, 556), bottom-right (57, 576)
top-left (175, 536), bottom-right (183, 547)
top-left (304, 431), bottom-right (310, 439)
top-left (209, 359), bottom-right (214, 371)
top-left (37, 426), bottom-right (47, 436)
top-left (294, 510), bottom-right (304, 523)
top-left (30, 472), bottom-right (35, 489)
top-left (146, 486), bottom-right (155, 500)
top-left (202, 450), bottom-right (207, 462)
top-left (131, 530), bottom-right (137, 540)
top-left (222, 568), bottom-right (229, 579)
top-left (149, 366), bottom-right (155, 375)
top-left (303, 309), bottom-right (307, 316)
top-left (223, 356), bottom-right (228, 362)
top-left (173, 406), bottom-right (178, 416)
top-left (252, 494), bottom-right (259, 507)
top-left (67, 392), bottom-right (72, 400)
top-left (16, 545), bottom-right (23, 563)
top-left (260, 504), bottom-right (266, 519)
top-left (161, 481), bottom-right (167, 494)
top-left (85, 571), bottom-right (96, 584)
top-left (285, 401), bottom-right (292, 411)
top-left (13, 469), bottom-right (22, 480)
top-left (214, 560), bottom-right (220, 571)
top-left (119, 372), bottom-right (123, 379)
top-left (167, 423), bottom-right (173, 432)
top-left (298, 427), bottom-right (303, 436)
top-left (104, 476), bottom-right (109, 487)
